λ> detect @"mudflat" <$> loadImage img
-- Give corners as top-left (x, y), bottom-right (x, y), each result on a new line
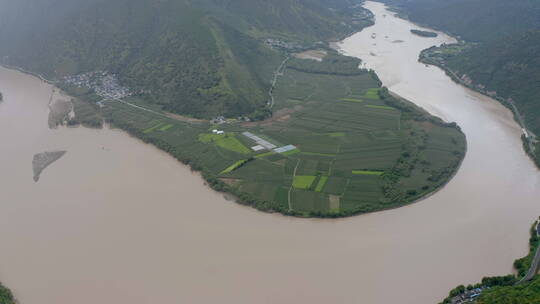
top-left (32, 151), bottom-right (67, 182)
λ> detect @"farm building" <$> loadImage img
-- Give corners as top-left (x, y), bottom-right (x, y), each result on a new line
top-left (274, 145), bottom-right (297, 153)
top-left (251, 145), bottom-right (265, 152)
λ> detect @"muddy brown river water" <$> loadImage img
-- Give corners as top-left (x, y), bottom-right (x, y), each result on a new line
top-left (1, 2), bottom-right (540, 304)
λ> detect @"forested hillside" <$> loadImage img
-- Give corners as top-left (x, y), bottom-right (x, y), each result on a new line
top-left (382, 0), bottom-right (540, 165)
top-left (381, 0), bottom-right (540, 42)
top-left (0, 0), bottom-right (371, 118)
top-left (444, 31), bottom-right (540, 139)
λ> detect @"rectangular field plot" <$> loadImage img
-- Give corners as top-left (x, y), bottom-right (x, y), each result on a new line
top-left (229, 159), bottom-right (288, 184)
top-left (352, 170), bottom-right (384, 176)
top-left (343, 177), bottom-right (383, 201)
top-left (221, 159), bottom-right (249, 174)
top-left (296, 159), bottom-right (320, 175)
top-left (159, 124), bottom-right (174, 131)
top-left (239, 181), bottom-right (282, 203)
top-left (293, 175), bottom-right (317, 189)
top-left (315, 176), bottom-right (329, 192)
top-left (341, 98), bottom-right (364, 103)
top-left (363, 88), bottom-right (381, 99)
top-left (290, 190), bottom-right (329, 213)
top-left (322, 176), bottom-right (348, 195)
top-left (199, 133), bottom-right (251, 154)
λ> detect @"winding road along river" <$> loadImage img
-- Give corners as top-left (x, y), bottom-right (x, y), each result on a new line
top-left (1, 2), bottom-right (540, 304)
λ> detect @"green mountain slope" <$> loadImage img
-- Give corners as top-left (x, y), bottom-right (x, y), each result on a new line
top-left (382, 0), bottom-right (540, 42)
top-left (444, 31), bottom-right (540, 138)
top-left (0, 0), bottom-right (371, 118)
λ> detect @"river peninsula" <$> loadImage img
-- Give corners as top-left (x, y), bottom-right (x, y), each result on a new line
top-left (56, 43), bottom-right (466, 218)
top-left (0, 2), bottom-right (540, 304)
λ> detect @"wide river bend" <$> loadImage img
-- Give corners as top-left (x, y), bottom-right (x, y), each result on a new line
top-left (1, 2), bottom-right (539, 303)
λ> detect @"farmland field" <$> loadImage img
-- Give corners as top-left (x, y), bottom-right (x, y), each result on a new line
top-left (84, 50), bottom-right (466, 217)
top-left (293, 176), bottom-right (317, 189)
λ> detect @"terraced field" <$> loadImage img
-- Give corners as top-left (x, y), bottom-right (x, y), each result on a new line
top-left (95, 52), bottom-right (465, 217)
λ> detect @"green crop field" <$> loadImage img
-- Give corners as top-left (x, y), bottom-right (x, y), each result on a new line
top-left (199, 133), bottom-right (251, 154)
top-left (96, 51), bottom-right (465, 217)
top-left (221, 159), bottom-right (249, 174)
top-left (315, 176), bottom-right (329, 192)
top-left (159, 124), bottom-right (174, 131)
top-left (293, 176), bottom-right (317, 189)
top-left (352, 170), bottom-right (384, 176)
top-left (365, 105), bottom-right (395, 110)
top-left (341, 98), bottom-right (364, 103)
top-left (143, 122), bottom-right (164, 134)
top-left (364, 88), bottom-right (381, 99)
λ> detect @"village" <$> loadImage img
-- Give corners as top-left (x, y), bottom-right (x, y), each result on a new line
top-left (449, 287), bottom-right (485, 304)
top-left (63, 71), bottom-right (134, 100)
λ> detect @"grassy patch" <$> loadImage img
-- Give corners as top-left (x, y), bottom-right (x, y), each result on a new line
top-left (255, 151), bottom-right (275, 158)
top-left (293, 175), bottom-right (317, 189)
top-left (199, 133), bottom-right (251, 154)
top-left (159, 124), bottom-right (174, 131)
top-left (366, 105), bottom-right (395, 110)
top-left (352, 170), bottom-right (384, 176)
top-left (199, 133), bottom-right (224, 143)
top-left (217, 136), bottom-right (251, 154)
top-left (300, 152), bottom-right (336, 157)
top-left (144, 123), bottom-right (164, 134)
top-left (221, 159), bottom-right (249, 174)
top-left (326, 132), bottom-right (345, 137)
top-left (341, 98), bottom-right (364, 103)
top-left (364, 88), bottom-right (381, 99)
top-left (315, 176), bottom-right (329, 192)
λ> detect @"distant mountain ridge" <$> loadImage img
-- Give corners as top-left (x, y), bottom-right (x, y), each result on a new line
top-left (0, 0), bottom-right (372, 118)
top-left (381, 0), bottom-right (540, 42)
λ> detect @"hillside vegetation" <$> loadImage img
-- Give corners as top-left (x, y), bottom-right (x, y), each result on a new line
top-left (382, 0), bottom-right (540, 166)
top-left (382, 0), bottom-right (540, 42)
top-left (0, 283), bottom-right (14, 304)
top-left (476, 277), bottom-right (540, 304)
top-left (0, 0), bottom-right (371, 118)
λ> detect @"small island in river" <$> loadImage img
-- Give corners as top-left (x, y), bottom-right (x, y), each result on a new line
top-left (32, 151), bottom-right (67, 182)
top-left (411, 29), bottom-right (438, 38)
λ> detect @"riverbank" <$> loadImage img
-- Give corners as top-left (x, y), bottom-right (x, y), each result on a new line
top-left (419, 46), bottom-right (540, 169)
top-left (439, 219), bottom-right (540, 304)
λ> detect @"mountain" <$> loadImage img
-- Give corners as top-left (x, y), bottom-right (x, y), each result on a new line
top-left (381, 0), bottom-right (540, 42)
top-left (382, 0), bottom-right (540, 165)
top-left (0, 0), bottom-right (372, 118)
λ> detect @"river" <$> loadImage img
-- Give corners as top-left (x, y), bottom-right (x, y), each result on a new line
top-left (1, 2), bottom-right (539, 304)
